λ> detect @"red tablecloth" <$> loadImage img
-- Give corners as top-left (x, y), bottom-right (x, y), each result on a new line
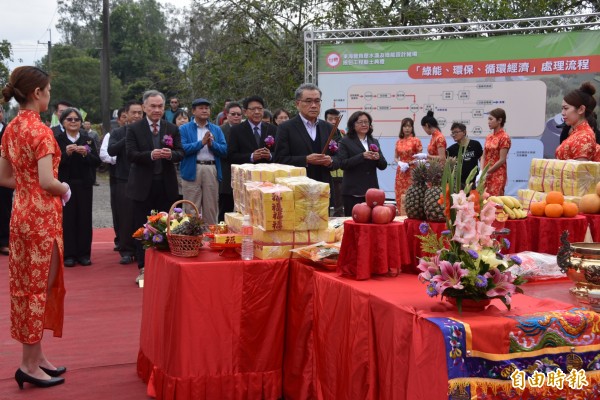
top-left (284, 260), bottom-right (594, 400)
top-left (527, 214), bottom-right (587, 254)
top-left (402, 219), bottom-right (447, 274)
top-left (137, 249), bottom-right (288, 400)
top-left (337, 220), bottom-right (411, 280)
top-left (583, 213), bottom-right (600, 242)
top-left (503, 218), bottom-right (532, 253)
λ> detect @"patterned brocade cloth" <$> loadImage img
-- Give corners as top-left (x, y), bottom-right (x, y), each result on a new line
top-left (555, 120), bottom-right (597, 161)
top-left (426, 307), bottom-right (600, 399)
top-left (2, 110), bottom-right (65, 343)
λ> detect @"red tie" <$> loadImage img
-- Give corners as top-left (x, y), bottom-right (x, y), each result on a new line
top-left (152, 123), bottom-right (158, 135)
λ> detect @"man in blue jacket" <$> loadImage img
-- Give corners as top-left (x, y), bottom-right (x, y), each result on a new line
top-left (179, 98), bottom-right (227, 224)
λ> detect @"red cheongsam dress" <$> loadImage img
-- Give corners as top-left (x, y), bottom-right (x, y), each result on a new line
top-left (555, 121), bottom-right (596, 161)
top-left (483, 129), bottom-right (511, 196)
top-left (394, 136), bottom-right (423, 210)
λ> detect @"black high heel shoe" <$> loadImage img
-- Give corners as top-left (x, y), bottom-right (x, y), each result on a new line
top-left (14, 369), bottom-right (65, 389)
top-left (40, 366), bottom-right (67, 377)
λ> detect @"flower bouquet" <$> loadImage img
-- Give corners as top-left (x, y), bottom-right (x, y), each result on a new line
top-left (132, 207), bottom-right (195, 251)
top-left (416, 146), bottom-right (525, 312)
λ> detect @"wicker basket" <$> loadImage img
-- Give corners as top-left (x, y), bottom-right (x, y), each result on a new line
top-left (166, 200), bottom-right (204, 257)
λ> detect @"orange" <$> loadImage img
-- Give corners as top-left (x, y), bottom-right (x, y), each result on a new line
top-left (545, 191), bottom-right (564, 205)
top-left (562, 202), bottom-right (579, 218)
top-left (544, 203), bottom-right (563, 218)
top-left (529, 201), bottom-right (546, 217)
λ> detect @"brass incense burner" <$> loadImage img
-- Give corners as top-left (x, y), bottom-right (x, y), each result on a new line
top-left (557, 231), bottom-right (600, 300)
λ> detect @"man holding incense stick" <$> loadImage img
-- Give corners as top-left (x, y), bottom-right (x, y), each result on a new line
top-left (274, 83), bottom-right (340, 185)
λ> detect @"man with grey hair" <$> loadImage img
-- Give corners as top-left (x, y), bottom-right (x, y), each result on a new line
top-left (126, 90), bottom-right (185, 285)
top-left (274, 83), bottom-right (338, 184)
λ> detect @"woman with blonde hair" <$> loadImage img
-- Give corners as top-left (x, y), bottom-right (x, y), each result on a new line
top-left (0, 66), bottom-right (71, 389)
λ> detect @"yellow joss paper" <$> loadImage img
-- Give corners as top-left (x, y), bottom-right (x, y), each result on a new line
top-left (214, 233), bottom-right (242, 244)
top-left (253, 243), bottom-right (292, 260)
top-left (224, 212), bottom-right (244, 233)
top-left (249, 183), bottom-right (295, 231)
top-left (276, 176), bottom-right (330, 231)
top-left (252, 226), bottom-right (335, 244)
top-left (528, 159), bottom-right (600, 197)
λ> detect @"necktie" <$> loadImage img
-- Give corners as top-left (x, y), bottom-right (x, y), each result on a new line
top-left (253, 126), bottom-right (261, 146)
top-left (152, 123), bottom-right (158, 135)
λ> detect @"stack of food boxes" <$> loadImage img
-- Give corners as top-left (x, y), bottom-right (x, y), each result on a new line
top-left (518, 158), bottom-right (600, 210)
top-left (225, 164), bottom-right (335, 259)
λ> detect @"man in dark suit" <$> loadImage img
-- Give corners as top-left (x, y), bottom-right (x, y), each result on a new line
top-left (218, 101), bottom-right (243, 222)
top-left (108, 101), bottom-right (144, 265)
top-left (0, 107), bottom-right (10, 255)
top-left (126, 90), bottom-right (185, 284)
top-left (274, 83), bottom-right (338, 185)
top-left (228, 95), bottom-right (277, 166)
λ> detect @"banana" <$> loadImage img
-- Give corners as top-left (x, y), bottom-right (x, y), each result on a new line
top-left (502, 196), bottom-right (517, 208)
top-left (513, 198), bottom-right (522, 209)
top-left (488, 196), bottom-right (503, 206)
top-left (503, 204), bottom-right (516, 219)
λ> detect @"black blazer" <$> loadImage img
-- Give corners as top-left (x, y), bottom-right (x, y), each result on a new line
top-left (273, 115), bottom-right (339, 184)
top-left (335, 135), bottom-right (387, 196)
top-left (227, 120), bottom-right (278, 165)
top-left (56, 132), bottom-right (102, 185)
top-left (125, 119), bottom-right (184, 202)
top-left (107, 126), bottom-right (130, 181)
top-left (219, 123), bottom-right (233, 195)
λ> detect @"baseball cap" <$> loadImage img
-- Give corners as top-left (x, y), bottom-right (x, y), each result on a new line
top-left (192, 98), bottom-right (211, 107)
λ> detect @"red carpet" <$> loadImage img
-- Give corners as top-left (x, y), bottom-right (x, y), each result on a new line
top-left (0, 228), bottom-right (148, 399)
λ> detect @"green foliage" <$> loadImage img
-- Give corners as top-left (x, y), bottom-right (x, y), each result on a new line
top-left (0, 40), bottom-right (12, 89)
top-left (45, 44), bottom-right (123, 123)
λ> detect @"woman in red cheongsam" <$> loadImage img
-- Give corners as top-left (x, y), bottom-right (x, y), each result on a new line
top-left (482, 108), bottom-right (511, 196)
top-left (555, 82), bottom-right (597, 161)
top-left (421, 110), bottom-right (446, 162)
top-left (0, 67), bottom-right (71, 389)
top-left (394, 118), bottom-right (422, 212)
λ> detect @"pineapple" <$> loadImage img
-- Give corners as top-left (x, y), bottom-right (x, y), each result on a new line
top-left (424, 159), bottom-right (446, 222)
top-left (405, 161), bottom-right (428, 220)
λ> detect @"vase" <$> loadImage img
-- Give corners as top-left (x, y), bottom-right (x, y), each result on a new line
top-left (446, 297), bottom-right (491, 312)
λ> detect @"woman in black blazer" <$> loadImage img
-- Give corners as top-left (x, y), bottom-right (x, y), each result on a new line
top-left (335, 111), bottom-right (387, 216)
top-left (56, 108), bottom-right (101, 267)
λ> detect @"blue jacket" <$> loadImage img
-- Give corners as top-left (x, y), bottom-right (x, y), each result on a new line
top-left (179, 120), bottom-right (227, 182)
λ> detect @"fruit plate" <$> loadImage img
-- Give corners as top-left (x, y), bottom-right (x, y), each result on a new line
top-left (209, 242), bottom-right (241, 258)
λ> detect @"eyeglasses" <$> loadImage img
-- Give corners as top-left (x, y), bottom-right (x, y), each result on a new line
top-left (299, 99), bottom-right (322, 105)
top-left (355, 120), bottom-right (370, 126)
top-left (65, 117), bottom-right (81, 122)
top-left (247, 107), bottom-right (264, 112)
top-left (229, 112), bottom-right (242, 116)
top-left (450, 130), bottom-right (464, 136)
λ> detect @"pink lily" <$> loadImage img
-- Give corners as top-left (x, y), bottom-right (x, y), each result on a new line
top-left (431, 260), bottom-right (468, 294)
top-left (485, 268), bottom-right (516, 297)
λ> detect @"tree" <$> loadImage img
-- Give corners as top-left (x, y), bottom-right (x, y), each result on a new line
top-left (42, 44), bottom-right (123, 124)
top-left (0, 40), bottom-right (12, 89)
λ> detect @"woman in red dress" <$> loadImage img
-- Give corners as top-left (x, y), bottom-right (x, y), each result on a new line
top-left (0, 67), bottom-right (71, 389)
top-left (394, 118), bottom-right (422, 212)
top-left (420, 111), bottom-right (446, 162)
top-left (482, 108), bottom-right (511, 196)
top-left (555, 82), bottom-right (597, 161)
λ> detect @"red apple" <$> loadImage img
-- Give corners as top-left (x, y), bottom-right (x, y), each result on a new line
top-left (372, 205), bottom-right (392, 224)
top-left (383, 204), bottom-right (397, 222)
top-left (365, 188), bottom-right (386, 208)
top-left (352, 203), bottom-right (372, 223)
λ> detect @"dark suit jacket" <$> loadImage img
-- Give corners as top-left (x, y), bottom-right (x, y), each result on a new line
top-left (56, 132), bottom-right (102, 185)
top-left (273, 115), bottom-right (339, 184)
top-left (107, 126), bottom-right (130, 181)
top-left (335, 135), bottom-right (387, 196)
top-left (227, 120), bottom-right (277, 165)
top-left (125, 119), bottom-right (184, 202)
top-left (219, 123), bottom-right (233, 195)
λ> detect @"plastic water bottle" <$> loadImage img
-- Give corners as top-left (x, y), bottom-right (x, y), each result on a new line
top-left (241, 215), bottom-right (254, 260)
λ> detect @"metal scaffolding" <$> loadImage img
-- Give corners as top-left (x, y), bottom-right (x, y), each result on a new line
top-left (304, 13), bottom-right (600, 83)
